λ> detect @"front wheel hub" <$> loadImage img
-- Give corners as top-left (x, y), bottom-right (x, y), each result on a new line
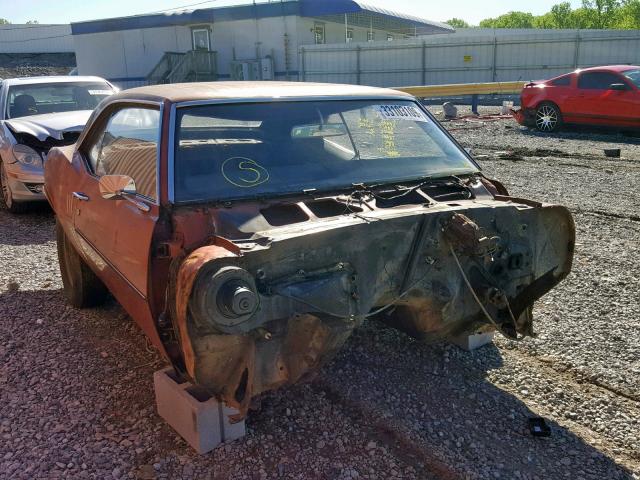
top-left (219, 283), bottom-right (258, 317)
top-left (190, 265), bottom-right (260, 333)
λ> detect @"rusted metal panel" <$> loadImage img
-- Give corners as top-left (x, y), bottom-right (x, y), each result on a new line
top-left (166, 190), bottom-right (574, 419)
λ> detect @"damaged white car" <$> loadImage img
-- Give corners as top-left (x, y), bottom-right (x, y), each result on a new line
top-left (0, 76), bottom-right (116, 212)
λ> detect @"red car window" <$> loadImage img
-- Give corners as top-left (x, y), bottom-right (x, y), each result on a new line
top-left (550, 76), bottom-right (571, 86)
top-left (577, 72), bottom-right (626, 90)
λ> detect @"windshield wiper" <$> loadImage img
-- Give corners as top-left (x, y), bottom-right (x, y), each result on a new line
top-left (368, 174), bottom-right (475, 202)
top-left (339, 112), bottom-right (361, 161)
top-left (372, 179), bottom-right (432, 201)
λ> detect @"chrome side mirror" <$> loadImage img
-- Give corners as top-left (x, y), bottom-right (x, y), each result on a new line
top-left (99, 174), bottom-right (137, 200)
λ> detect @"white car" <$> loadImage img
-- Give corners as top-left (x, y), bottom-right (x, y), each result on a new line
top-left (0, 76), bottom-right (117, 213)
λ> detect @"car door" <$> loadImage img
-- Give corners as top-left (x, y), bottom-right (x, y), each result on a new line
top-left (611, 71), bottom-right (640, 126)
top-left (570, 71), bottom-right (634, 126)
top-left (72, 104), bottom-right (161, 301)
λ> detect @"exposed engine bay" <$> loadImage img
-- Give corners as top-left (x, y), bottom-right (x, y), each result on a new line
top-left (165, 176), bottom-right (575, 419)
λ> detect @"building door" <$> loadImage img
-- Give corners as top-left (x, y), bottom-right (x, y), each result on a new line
top-left (191, 27), bottom-right (213, 79)
top-left (192, 28), bottom-right (211, 51)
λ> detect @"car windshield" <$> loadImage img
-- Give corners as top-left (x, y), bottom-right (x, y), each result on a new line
top-left (622, 69), bottom-right (640, 88)
top-left (6, 81), bottom-right (115, 119)
top-left (174, 100), bottom-right (477, 203)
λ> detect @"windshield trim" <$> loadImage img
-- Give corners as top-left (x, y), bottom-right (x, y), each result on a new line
top-left (175, 95), bottom-right (414, 109)
top-left (167, 98), bottom-right (480, 205)
top-left (622, 69), bottom-right (640, 89)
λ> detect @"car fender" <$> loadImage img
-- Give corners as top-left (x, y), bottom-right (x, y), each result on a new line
top-left (535, 99), bottom-right (560, 111)
top-left (0, 122), bottom-right (17, 165)
top-left (44, 145), bottom-right (82, 222)
top-left (171, 242), bottom-right (240, 377)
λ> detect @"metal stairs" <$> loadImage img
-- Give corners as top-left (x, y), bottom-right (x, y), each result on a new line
top-left (147, 50), bottom-right (217, 85)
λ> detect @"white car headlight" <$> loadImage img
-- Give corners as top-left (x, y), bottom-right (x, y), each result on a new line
top-left (12, 144), bottom-right (42, 166)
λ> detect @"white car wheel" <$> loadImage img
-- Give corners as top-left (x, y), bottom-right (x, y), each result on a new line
top-left (535, 103), bottom-right (562, 132)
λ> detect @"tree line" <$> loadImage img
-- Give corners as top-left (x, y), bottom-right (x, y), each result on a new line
top-left (447, 0), bottom-right (640, 29)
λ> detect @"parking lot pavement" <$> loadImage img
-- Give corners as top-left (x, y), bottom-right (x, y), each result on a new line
top-left (1, 112), bottom-right (639, 479)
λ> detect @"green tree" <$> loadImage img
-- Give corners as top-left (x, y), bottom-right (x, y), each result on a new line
top-left (0, 18), bottom-right (10, 24)
top-left (616, 0), bottom-right (640, 27)
top-left (478, 0), bottom-right (639, 29)
top-left (26, 20), bottom-right (39, 24)
top-left (551, 2), bottom-right (576, 27)
top-left (569, 7), bottom-right (595, 28)
top-left (446, 18), bottom-right (470, 28)
top-left (534, 12), bottom-right (557, 28)
top-left (479, 11), bottom-right (536, 28)
top-left (581, 0), bottom-right (621, 28)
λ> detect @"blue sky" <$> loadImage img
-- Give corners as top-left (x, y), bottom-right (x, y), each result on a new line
top-left (0, 0), bottom-right (583, 25)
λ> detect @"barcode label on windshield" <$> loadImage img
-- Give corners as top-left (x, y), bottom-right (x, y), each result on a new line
top-left (377, 105), bottom-right (428, 122)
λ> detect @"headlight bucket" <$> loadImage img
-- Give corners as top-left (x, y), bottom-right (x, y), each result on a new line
top-left (12, 144), bottom-right (42, 167)
top-left (190, 265), bottom-right (259, 334)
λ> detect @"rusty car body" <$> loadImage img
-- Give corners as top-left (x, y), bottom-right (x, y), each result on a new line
top-left (45, 82), bottom-right (574, 419)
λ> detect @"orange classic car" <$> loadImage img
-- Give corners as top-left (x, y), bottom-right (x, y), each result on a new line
top-left (45, 82), bottom-right (575, 419)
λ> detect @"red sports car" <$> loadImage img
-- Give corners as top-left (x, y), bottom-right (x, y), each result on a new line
top-left (514, 65), bottom-right (640, 132)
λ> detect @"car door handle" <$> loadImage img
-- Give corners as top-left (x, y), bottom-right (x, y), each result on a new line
top-left (72, 192), bottom-right (90, 201)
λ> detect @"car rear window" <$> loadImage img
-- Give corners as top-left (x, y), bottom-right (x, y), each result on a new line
top-left (7, 81), bottom-right (115, 119)
top-left (577, 72), bottom-right (624, 90)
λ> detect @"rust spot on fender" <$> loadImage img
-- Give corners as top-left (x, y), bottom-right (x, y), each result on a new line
top-left (174, 242), bottom-right (239, 377)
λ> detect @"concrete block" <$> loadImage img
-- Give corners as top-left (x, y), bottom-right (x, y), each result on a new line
top-left (153, 367), bottom-right (246, 454)
top-left (451, 331), bottom-right (495, 351)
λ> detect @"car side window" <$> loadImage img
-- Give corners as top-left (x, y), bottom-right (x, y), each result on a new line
top-left (551, 76), bottom-right (571, 87)
top-left (86, 107), bottom-right (160, 201)
top-left (578, 72), bottom-right (625, 90)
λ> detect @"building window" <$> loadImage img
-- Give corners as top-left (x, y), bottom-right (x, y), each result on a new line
top-left (346, 28), bottom-right (354, 43)
top-left (367, 31), bottom-right (375, 42)
top-left (314, 23), bottom-right (325, 45)
top-left (387, 34), bottom-right (394, 42)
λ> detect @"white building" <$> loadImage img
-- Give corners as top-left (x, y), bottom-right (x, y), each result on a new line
top-left (70, 0), bottom-right (453, 89)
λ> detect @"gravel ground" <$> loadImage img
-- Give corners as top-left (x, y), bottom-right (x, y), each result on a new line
top-left (1, 109), bottom-right (639, 479)
top-left (0, 52), bottom-right (76, 78)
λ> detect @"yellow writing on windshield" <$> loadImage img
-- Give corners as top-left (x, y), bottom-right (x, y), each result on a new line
top-left (379, 120), bottom-right (400, 158)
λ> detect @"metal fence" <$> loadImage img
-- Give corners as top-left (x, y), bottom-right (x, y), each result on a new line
top-left (0, 24), bottom-right (74, 54)
top-left (298, 29), bottom-right (640, 87)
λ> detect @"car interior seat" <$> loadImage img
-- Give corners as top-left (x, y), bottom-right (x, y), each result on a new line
top-left (11, 95), bottom-right (38, 118)
top-left (73, 87), bottom-right (95, 110)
